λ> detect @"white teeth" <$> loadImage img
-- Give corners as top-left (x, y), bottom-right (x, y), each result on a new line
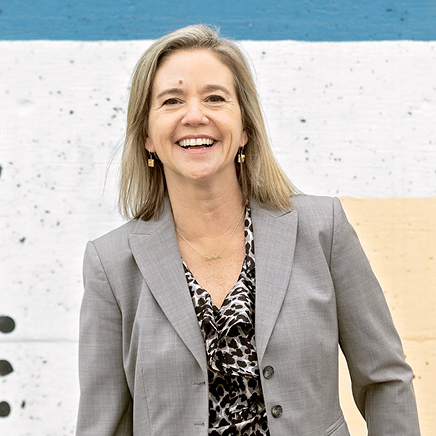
top-left (179, 138), bottom-right (214, 147)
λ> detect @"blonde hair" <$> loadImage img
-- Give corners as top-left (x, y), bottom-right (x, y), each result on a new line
top-left (119, 24), bottom-right (299, 220)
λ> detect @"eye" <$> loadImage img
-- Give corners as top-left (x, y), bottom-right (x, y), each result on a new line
top-left (206, 94), bottom-right (226, 103)
top-left (163, 98), bottom-right (181, 105)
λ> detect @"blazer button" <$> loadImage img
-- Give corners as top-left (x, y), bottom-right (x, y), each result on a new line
top-left (263, 365), bottom-right (274, 379)
top-left (271, 405), bottom-right (283, 418)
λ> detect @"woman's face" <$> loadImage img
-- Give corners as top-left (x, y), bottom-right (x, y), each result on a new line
top-left (145, 49), bottom-right (247, 188)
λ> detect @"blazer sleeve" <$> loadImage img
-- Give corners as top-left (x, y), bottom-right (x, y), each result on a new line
top-left (76, 241), bottom-right (133, 436)
top-left (330, 197), bottom-right (420, 435)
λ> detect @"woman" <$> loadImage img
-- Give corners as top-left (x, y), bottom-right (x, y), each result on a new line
top-left (76, 25), bottom-right (420, 435)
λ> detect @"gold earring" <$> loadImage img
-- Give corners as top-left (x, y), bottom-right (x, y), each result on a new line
top-left (148, 152), bottom-right (155, 167)
top-left (238, 148), bottom-right (245, 163)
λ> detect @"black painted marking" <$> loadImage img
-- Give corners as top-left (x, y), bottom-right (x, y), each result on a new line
top-left (0, 316), bottom-right (15, 333)
top-left (0, 401), bottom-right (11, 417)
top-left (21, 400), bottom-right (26, 409)
top-left (0, 360), bottom-right (13, 376)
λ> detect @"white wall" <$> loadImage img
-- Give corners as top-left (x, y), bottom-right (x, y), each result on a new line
top-left (1, 40), bottom-right (435, 435)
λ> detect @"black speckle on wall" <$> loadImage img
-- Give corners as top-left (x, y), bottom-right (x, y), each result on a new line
top-left (0, 401), bottom-right (11, 418)
top-left (0, 318), bottom-right (15, 418)
top-left (0, 360), bottom-right (13, 377)
top-left (0, 316), bottom-right (15, 333)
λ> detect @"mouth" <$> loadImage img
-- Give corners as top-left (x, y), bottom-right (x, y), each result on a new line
top-left (178, 138), bottom-right (215, 150)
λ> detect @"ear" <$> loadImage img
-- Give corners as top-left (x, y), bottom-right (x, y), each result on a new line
top-left (145, 136), bottom-right (155, 153)
top-left (241, 129), bottom-right (248, 147)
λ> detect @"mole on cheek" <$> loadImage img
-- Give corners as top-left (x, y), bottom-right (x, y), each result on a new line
top-left (179, 79), bottom-right (183, 84)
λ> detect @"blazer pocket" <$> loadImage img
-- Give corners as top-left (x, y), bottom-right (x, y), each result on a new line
top-left (325, 415), bottom-right (350, 436)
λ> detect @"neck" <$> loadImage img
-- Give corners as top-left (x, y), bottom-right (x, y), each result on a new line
top-left (167, 175), bottom-right (245, 240)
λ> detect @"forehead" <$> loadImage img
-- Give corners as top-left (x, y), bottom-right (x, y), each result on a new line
top-left (152, 49), bottom-right (235, 94)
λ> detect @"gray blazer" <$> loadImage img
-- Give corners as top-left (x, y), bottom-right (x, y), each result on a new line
top-left (76, 195), bottom-right (420, 436)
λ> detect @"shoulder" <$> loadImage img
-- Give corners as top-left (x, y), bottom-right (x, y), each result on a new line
top-left (252, 194), bottom-right (347, 243)
top-left (291, 194), bottom-right (351, 234)
top-left (293, 193), bottom-right (334, 224)
top-left (82, 220), bottom-right (142, 283)
top-left (291, 196), bottom-right (351, 256)
top-left (87, 199), bottom-right (173, 267)
top-left (251, 194), bottom-right (346, 229)
top-left (253, 194), bottom-right (339, 216)
top-left (291, 194), bottom-right (337, 215)
top-left (251, 195), bottom-right (347, 265)
top-left (91, 219), bottom-right (138, 255)
top-left (291, 195), bottom-right (348, 227)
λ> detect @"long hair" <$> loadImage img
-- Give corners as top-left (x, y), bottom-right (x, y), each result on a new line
top-left (119, 24), bottom-right (299, 220)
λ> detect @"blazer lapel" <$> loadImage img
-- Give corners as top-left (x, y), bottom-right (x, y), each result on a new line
top-left (251, 202), bottom-right (298, 363)
top-left (128, 200), bottom-right (207, 374)
top-left (127, 199), bottom-right (297, 372)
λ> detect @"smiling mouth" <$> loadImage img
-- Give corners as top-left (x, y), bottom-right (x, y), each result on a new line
top-left (178, 138), bottom-right (215, 149)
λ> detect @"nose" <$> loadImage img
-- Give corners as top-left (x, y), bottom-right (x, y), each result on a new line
top-left (181, 100), bottom-right (209, 126)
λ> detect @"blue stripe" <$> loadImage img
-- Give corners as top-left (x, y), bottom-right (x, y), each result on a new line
top-left (1, 0), bottom-right (435, 41)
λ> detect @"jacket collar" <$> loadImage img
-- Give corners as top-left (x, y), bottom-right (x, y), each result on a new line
top-left (128, 199), bottom-right (208, 374)
top-left (250, 200), bottom-right (298, 362)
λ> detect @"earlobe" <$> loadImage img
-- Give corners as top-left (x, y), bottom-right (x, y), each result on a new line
top-left (145, 137), bottom-right (155, 153)
top-left (241, 129), bottom-right (248, 147)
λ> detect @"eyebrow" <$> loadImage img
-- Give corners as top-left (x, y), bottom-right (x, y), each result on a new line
top-left (155, 87), bottom-right (184, 100)
top-left (155, 84), bottom-right (232, 100)
top-left (202, 84), bottom-right (232, 96)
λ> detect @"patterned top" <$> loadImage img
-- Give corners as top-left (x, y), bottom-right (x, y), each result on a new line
top-left (182, 208), bottom-right (270, 435)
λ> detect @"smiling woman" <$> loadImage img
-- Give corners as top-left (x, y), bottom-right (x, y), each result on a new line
top-left (145, 49), bottom-right (248, 193)
top-left (76, 24), bottom-right (420, 436)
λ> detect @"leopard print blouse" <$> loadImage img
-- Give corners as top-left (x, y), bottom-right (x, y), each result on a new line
top-left (182, 208), bottom-right (270, 435)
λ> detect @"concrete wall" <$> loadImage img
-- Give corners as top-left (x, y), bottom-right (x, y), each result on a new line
top-left (1, 2), bottom-right (435, 435)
